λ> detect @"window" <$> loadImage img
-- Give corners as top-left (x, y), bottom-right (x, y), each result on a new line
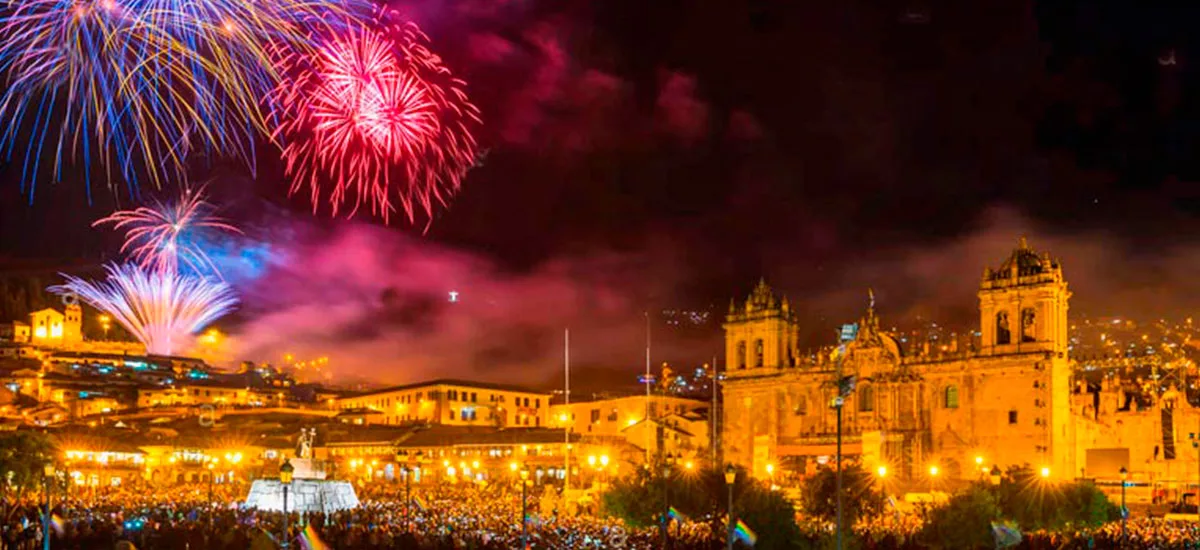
top-left (754, 339), bottom-right (764, 367)
top-left (471, 392), bottom-right (478, 403)
top-left (737, 341), bottom-right (747, 369)
top-left (944, 386), bottom-right (959, 409)
top-left (1021, 308), bottom-right (1036, 343)
top-left (858, 386), bottom-right (874, 412)
top-left (590, 409), bottom-right (600, 422)
top-left (461, 410), bottom-right (469, 421)
top-left (1008, 410), bottom-right (1018, 425)
top-left (996, 311), bottom-right (1011, 345)
top-left (449, 409), bottom-right (455, 421)
top-left (792, 393), bottom-right (811, 415)
top-left (535, 399), bottom-right (540, 408)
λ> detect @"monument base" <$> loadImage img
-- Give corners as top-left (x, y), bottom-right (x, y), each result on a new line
top-left (244, 479), bottom-right (359, 512)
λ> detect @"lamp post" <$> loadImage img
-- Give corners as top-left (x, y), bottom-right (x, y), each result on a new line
top-left (990, 465), bottom-right (1002, 486)
top-left (876, 465), bottom-right (888, 501)
top-left (520, 464), bottom-right (530, 550)
top-left (662, 453), bottom-right (676, 550)
top-left (832, 323), bottom-right (857, 550)
top-left (400, 462), bottom-right (411, 532)
top-left (280, 459), bottom-right (294, 549)
top-left (1119, 466), bottom-right (1128, 545)
top-left (206, 462), bottom-right (215, 525)
top-left (724, 464), bottom-right (736, 550)
top-left (42, 463), bottom-right (53, 550)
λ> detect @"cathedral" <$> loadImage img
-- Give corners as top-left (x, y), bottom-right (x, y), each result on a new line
top-left (721, 238), bottom-right (1076, 482)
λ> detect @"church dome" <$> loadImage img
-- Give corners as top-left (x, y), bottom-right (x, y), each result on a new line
top-left (986, 237), bottom-right (1059, 281)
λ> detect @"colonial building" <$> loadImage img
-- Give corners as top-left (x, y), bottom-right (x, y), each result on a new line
top-left (334, 379), bottom-right (551, 428)
top-left (722, 238), bottom-right (1074, 482)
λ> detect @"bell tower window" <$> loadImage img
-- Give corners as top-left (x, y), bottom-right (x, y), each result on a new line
top-left (737, 341), bottom-right (747, 369)
top-left (1021, 308), bottom-right (1036, 343)
top-left (754, 339), bottom-right (764, 367)
top-left (996, 311), bottom-right (1011, 345)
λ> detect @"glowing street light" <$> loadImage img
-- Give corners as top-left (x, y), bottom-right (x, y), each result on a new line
top-left (520, 465), bottom-right (531, 549)
top-left (877, 465), bottom-right (887, 478)
top-left (279, 459), bottom-right (294, 549)
top-left (1040, 466), bottom-right (1051, 479)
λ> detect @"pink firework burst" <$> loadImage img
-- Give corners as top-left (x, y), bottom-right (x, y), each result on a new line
top-left (93, 185), bottom-right (242, 276)
top-left (271, 16), bottom-right (480, 224)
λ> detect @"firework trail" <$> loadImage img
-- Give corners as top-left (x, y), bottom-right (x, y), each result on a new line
top-left (271, 14), bottom-right (481, 224)
top-left (0, 0), bottom-right (370, 194)
top-left (51, 263), bottom-right (238, 355)
top-left (93, 185), bottom-right (241, 276)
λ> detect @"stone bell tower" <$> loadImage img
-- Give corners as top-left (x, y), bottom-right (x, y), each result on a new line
top-left (978, 237), bottom-right (1070, 357)
top-left (723, 279), bottom-right (800, 371)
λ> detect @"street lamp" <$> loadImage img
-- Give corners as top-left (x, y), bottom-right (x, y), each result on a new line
top-left (1039, 466), bottom-right (1051, 479)
top-left (990, 465), bottom-right (1002, 486)
top-left (724, 464), bottom-right (736, 550)
top-left (928, 465), bottom-right (939, 492)
top-left (1119, 466), bottom-right (1128, 545)
top-left (206, 462), bottom-right (215, 527)
top-left (280, 459), bottom-right (294, 549)
top-left (396, 452), bottom-right (411, 532)
top-left (519, 464), bottom-right (531, 549)
top-left (42, 463), bottom-right (54, 550)
top-left (662, 453), bottom-right (677, 549)
top-left (876, 465), bottom-right (888, 503)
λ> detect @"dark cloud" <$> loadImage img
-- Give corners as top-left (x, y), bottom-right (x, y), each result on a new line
top-left (227, 220), bottom-right (710, 387)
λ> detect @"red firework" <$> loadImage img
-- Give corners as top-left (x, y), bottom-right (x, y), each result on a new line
top-left (272, 16), bottom-right (480, 223)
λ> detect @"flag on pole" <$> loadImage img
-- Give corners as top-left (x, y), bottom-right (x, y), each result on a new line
top-left (300, 524), bottom-right (330, 550)
top-left (990, 521), bottom-right (1022, 549)
top-left (734, 519), bottom-right (758, 546)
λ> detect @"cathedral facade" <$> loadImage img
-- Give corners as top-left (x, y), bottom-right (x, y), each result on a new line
top-left (721, 238), bottom-right (1075, 482)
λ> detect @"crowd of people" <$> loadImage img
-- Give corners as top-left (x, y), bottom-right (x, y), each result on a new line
top-left (1, 481), bottom-right (1199, 548)
top-left (0, 482), bottom-right (722, 550)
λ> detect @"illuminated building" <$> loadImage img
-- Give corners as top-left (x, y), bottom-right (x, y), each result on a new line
top-left (549, 394), bottom-right (710, 460)
top-left (322, 425), bottom-right (580, 485)
top-left (334, 379), bottom-right (550, 428)
top-left (722, 238), bottom-right (1075, 481)
top-left (24, 305), bottom-right (81, 346)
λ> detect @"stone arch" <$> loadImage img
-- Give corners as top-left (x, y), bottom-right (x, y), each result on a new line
top-left (996, 311), bottom-right (1011, 345)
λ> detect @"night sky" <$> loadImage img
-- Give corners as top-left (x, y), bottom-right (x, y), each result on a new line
top-left (3, 1), bottom-right (1200, 387)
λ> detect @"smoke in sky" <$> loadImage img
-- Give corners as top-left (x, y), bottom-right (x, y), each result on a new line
top-left (773, 205), bottom-right (1200, 344)
top-left (220, 205), bottom-right (1200, 389)
top-left (225, 220), bottom-right (710, 388)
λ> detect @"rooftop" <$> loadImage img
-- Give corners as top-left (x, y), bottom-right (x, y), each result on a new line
top-left (346, 378), bottom-right (548, 399)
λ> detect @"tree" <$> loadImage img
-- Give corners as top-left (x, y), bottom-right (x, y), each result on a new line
top-left (920, 485), bottom-right (1002, 550)
top-left (0, 431), bottom-right (56, 519)
top-left (994, 465), bottom-right (1118, 531)
top-left (800, 462), bottom-right (885, 526)
top-left (602, 464), bottom-right (802, 549)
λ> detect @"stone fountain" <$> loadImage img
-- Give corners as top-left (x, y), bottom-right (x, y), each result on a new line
top-left (244, 428), bottom-right (359, 512)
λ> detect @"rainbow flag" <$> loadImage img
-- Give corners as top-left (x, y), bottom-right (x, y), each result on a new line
top-left (300, 524), bottom-right (330, 550)
top-left (733, 519), bottom-right (757, 546)
top-left (49, 514), bottom-right (64, 536)
top-left (990, 521), bottom-right (1021, 549)
top-left (411, 495), bottom-right (426, 510)
top-left (667, 506), bottom-right (686, 522)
